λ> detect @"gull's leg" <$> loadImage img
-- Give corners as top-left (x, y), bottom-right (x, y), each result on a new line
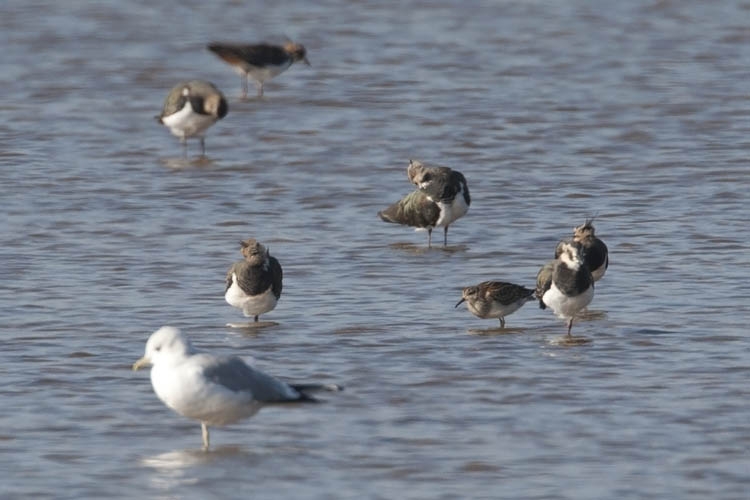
top-left (254, 315), bottom-right (259, 322)
top-left (200, 137), bottom-right (206, 157)
top-left (567, 319), bottom-right (573, 337)
top-left (443, 226), bottom-right (449, 246)
top-left (201, 422), bottom-right (210, 449)
top-left (427, 228), bottom-right (432, 248)
top-left (499, 317), bottom-right (505, 328)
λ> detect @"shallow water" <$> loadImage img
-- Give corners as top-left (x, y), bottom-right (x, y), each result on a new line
top-left (2, 0), bottom-right (749, 498)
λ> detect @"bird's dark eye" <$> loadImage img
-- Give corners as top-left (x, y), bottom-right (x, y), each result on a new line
top-left (155, 346), bottom-right (161, 352)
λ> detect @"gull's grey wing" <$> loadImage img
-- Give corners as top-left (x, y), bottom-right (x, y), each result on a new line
top-left (201, 355), bottom-right (304, 403)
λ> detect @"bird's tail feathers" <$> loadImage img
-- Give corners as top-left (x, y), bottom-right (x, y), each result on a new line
top-left (290, 383), bottom-right (343, 402)
top-left (292, 383), bottom-right (343, 393)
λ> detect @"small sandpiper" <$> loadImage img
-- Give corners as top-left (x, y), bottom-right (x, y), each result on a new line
top-left (158, 80), bottom-right (228, 157)
top-left (541, 241), bottom-right (595, 336)
top-left (455, 281), bottom-right (535, 328)
top-left (378, 159), bottom-right (471, 247)
top-left (207, 40), bottom-right (310, 98)
top-left (555, 219), bottom-right (609, 282)
top-left (225, 239), bottom-right (283, 324)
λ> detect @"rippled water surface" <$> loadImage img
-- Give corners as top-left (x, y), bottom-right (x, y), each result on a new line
top-left (2, 1), bottom-right (750, 498)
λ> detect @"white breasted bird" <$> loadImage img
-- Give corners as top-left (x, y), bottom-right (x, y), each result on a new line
top-left (554, 219), bottom-right (609, 282)
top-left (378, 159), bottom-right (471, 247)
top-left (225, 238), bottom-right (283, 323)
top-left (207, 40), bottom-right (310, 98)
top-left (133, 326), bottom-right (342, 449)
top-left (535, 259), bottom-right (556, 309)
top-left (541, 241), bottom-right (595, 336)
top-left (456, 281), bottom-right (535, 328)
top-left (158, 80), bottom-right (228, 157)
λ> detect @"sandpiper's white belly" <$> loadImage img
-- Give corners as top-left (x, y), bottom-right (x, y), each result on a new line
top-left (245, 63), bottom-right (292, 83)
top-left (225, 274), bottom-right (278, 317)
top-left (465, 301), bottom-right (486, 318)
top-left (485, 300), bottom-right (526, 319)
top-left (161, 102), bottom-right (216, 138)
top-left (435, 189), bottom-right (470, 228)
top-left (542, 283), bottom-right (594, 320)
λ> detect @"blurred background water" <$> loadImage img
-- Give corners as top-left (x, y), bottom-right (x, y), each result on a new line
top-left (1, 0), bottom-right (749, 498)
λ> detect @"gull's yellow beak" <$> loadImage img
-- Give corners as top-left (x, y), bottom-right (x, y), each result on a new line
top-left (132, 356), bottom-right (151, 371)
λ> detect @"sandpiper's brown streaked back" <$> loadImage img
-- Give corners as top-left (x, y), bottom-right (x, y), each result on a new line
top-left (456, 281), bottom-right (535, 328)
top-left (207, 40), bottom-right (310, 98)
top-left (157, 80), bottom-right (228, 157)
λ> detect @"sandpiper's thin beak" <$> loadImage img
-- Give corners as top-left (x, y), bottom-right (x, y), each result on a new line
top-left (132, 356), bottom-right (150, 371)
top-left (455, 298), bottom-right (466, 308)
top-left (303, 56), bottom-right (311, 66)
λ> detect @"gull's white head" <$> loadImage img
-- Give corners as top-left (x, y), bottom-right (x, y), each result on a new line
top-left (133, 326), bottom-right (194, 371)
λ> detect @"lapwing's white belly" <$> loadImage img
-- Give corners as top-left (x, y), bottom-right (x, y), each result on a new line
top-left (542, 283), bottom-right (594, 320)
top-left (225, 274), bottom-right (278, 317)
top-left (161, 103), bottom-right (216, 138)
top-left (435, 189), bottom-right (469, 228)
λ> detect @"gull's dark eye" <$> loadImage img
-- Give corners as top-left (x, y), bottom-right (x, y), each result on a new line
top-left (155, 346), bottom-right (162, 352)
